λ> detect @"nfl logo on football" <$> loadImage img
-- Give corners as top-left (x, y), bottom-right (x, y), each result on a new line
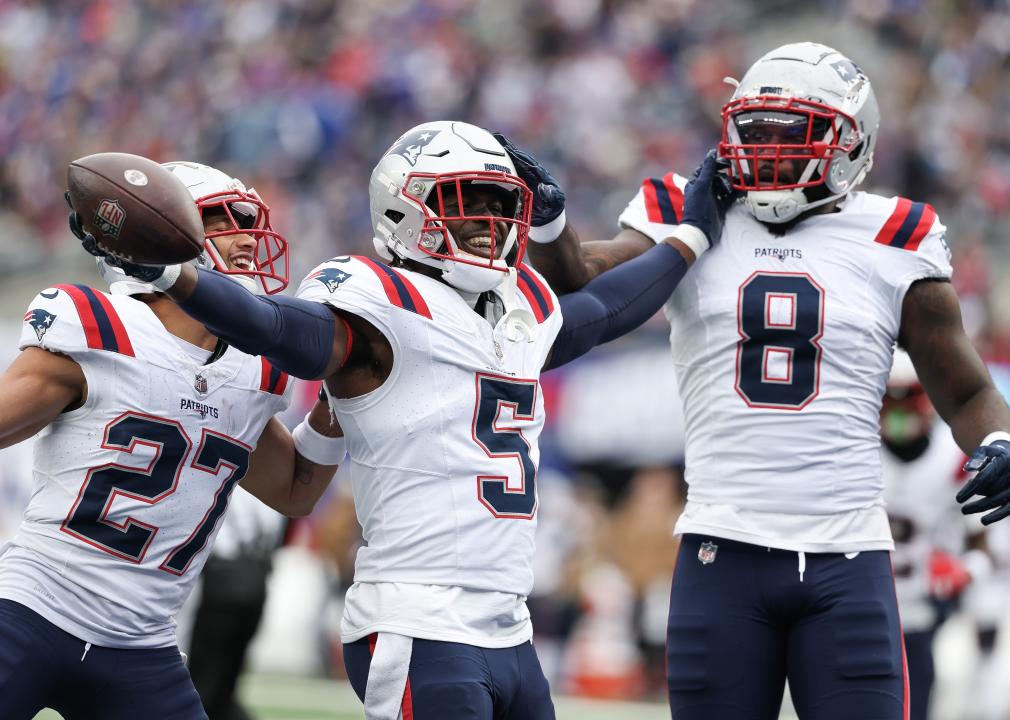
top-left (95, 198), bottom-right (126, 239)
top-left (698, 541), bottom-right (718, 565)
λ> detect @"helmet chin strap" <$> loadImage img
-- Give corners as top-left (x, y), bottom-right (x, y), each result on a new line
top-left (745, 187), bottom-right (845, 224)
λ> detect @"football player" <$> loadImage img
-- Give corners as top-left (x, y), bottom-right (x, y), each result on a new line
top-left (881, 350), bottom-right (990, 720)
top-left (0, 162), bottom-right (339, 720)
top-left (75, 120), bottom-right (733, 719)
top-left (506, 43), bottom-right (1010, 719)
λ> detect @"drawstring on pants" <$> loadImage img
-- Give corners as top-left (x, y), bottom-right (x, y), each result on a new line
top-left (797, 551), bottom-right (806, 582)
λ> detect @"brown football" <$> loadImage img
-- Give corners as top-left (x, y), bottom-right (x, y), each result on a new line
top-left (67, 152), bottom-right (204, 265)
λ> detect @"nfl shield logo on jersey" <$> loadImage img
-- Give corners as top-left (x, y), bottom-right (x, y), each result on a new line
top-left (24, 308), bottom-right (57, 342)
top-left (698, 541), bottom-right (718, 565)
top-left (194, 372), bottom-right (208, 395)
top-left (95, 199), bottom-right (126, 239)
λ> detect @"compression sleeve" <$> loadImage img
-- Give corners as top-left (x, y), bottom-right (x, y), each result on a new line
top-left (546, 242), bottom-right (687, 370)
top-left (179, 268), bottom-right (336, 379)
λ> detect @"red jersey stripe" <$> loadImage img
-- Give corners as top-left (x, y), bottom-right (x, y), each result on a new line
top-left (55, 284), bottom-right (103, 351)
top-left (90, 288), bottom-right (135, 357)
top-left (874, 198), bottom-right (912, 246)
top-left (903, 203), bottom-right (937, 252)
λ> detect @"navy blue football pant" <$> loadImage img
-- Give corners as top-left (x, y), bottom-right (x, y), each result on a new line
top-left (668, 535), bottom-right (907, 720)
top-left (0, 599), bottom-right (207, 720)
top-left (902, 629), bottom-right (935, 720)
top-left (344, 633), bottom-right (555, 719)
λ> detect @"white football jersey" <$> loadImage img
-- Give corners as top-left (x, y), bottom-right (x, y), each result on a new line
top-left (881, 424), bottom-right (968, 631)
top-left (0, 284), bottom-right (290, 648)
top-left (296, 257), bottom-right (562, 646)
top-left (620, 175), bottom-right (953, 551)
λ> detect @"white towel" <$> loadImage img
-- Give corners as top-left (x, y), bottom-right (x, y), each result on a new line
top-left (364, 632), bottom-right (413, 720)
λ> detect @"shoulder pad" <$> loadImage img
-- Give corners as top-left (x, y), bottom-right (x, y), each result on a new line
top-left (618, 172), bottom-right (689, 243)
top-left (296, 255), bottom-right (432, 320)
top-left (873, 198), bottom-right (939, 252)
top-left (20, 284), bottom-right (135, 356)
top-left (515, 263), bottom-right (556, 323)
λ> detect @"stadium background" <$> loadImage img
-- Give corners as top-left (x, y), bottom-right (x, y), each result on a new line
top-left (3, 0), bottom-right (1010, 717)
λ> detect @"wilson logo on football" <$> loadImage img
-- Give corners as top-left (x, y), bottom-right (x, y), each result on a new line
top-left (94, 199), bottom-right (126, 239)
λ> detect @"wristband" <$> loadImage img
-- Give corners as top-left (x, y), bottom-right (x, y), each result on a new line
top-left (667, 223), bottom-right (710, 260)
top-left (292, 413), bottom-right (346, 465)
top-left (963, 549), bottom-right (994, 583)
top-left (528, 210), bottom-right (566, 244)
top-left (981, 431), bottom-right (1010, 447)
top-left (151, 264), bottom-right (182, 292)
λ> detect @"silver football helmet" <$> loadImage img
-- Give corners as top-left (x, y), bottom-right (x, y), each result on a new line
top-left (719, 42), bottom-right (880, 224)
top-left (99, 162), bottom-right (289, 295)
top-left (369, 121), bottom-right (532, 294)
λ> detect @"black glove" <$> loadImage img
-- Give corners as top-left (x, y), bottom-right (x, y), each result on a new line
top-left (492, 132), bottom-right (566, 228)
top-left (679, 150), bottom-right (738, 246)
top-left (956, 439), bottom-right (1010, 525)
top-left (66, 191), bottom-right (170, 284)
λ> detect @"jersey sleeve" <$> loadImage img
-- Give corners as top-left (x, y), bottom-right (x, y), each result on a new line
top-left (617, 172), bottom-right (688, 244)
top-left (872, 199), bottom-right (953, 317)
top-left (19, 285), bottom-right (134, 358)
top-left (295, 256), bottom-right (422, 334)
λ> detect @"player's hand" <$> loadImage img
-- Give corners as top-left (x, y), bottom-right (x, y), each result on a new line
top-left (67, 191), bottom-right (182, 290)
top-left (956, 439), bottom-right (1010, 525)
top-left (492, 132), bottom-right (566, 241)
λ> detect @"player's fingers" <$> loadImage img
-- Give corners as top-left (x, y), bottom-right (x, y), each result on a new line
top-left (956, 475), bottom-right (984, 503)
top-left (961, 493), bottom-right (1004, 515)
top-left (982, 497), bottom-right (1010, 525)
top-left (964, 446), bottom-right (998, 473)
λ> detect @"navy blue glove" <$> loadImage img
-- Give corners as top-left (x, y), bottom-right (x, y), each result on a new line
top-left (956, 440), bottom-right (1010, 525)
top-left (492, 132), bottom-right (566, 229)
top-left (66, 191), bottom-right (174, 286)
top-left (678, 149), bottom-right (738, 246)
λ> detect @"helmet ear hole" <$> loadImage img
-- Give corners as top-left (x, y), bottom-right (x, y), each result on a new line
top-left (384, 209), bottom-right (405, 224)
top-left (848, 141), bottom-right (864, 161)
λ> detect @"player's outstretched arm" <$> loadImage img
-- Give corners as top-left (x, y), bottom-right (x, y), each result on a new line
top-left (70, 215), bottom-right (351, 380)
top-left (0, 348), bottom-right (86, 449)
top-left (241, 400), bottom-right (341, 517)
top-left (545, 152), bottom-right (733, 369)
top-left (495, 131), bottom-right (656, 292)
top-left (901, 278), bottom-right (1010, 524)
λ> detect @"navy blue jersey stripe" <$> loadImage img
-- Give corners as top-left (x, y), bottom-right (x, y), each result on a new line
top-left (374, 263), bottom-right (419, 314)
top-left (268, 364), bottom-right (284, 394)
top-left (517, 267), bottom-right (551, 318)
top-left (889, 202), bottom-right (925, 248)
top-left (75, 284), bottom-right (119, 352)
top-left (648, 178), bottom-right (680, 225)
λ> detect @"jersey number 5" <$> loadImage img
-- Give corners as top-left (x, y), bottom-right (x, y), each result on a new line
top-left (735, 272), bottom-right (825, 409)
top-left (473, 374), bottom-right (539, 519)
top-left (61, 412), bottom-right (250, 574)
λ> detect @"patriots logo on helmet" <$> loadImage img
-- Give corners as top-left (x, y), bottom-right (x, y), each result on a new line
top-left (307, 267), bottom-right (352, 293)
top-left (24, 309), bottom-right (57, 342)
top-left (387, 129), bottom-right (440, 166)
top-left (830, 59), bottom-right (864, 85)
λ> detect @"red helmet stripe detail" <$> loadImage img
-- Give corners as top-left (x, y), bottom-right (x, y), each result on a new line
top-left (354, 257), bottom-right (433, 319)
top-left (56, 284), bottom-right (135, 356)
top-left (516, 264), bottom-right (553, 323)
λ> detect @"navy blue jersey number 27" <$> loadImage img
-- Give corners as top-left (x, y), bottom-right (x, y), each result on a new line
top-left (62, 412), bottom-right (250, 571)
top-left (473, 374), bottom-right (539, 519)
top-left (735, 272), bottom-right (824, 409)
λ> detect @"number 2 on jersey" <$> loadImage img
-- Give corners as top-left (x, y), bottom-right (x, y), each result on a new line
top-left (735, 272), bottom-right (824, 409)
top-left (473, 374), bottom-right (538, 519)
top-left (61, 412), bottom-right (250, 573)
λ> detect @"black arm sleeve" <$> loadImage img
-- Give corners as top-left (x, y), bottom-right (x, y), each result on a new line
top-left (178, 268), bottom-right (336, 380)
top-left (547, 242), bottom-right (688, 370)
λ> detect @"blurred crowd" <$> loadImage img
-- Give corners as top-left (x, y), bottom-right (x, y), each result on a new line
top-left (5, 0), bottom-right (1010, 710)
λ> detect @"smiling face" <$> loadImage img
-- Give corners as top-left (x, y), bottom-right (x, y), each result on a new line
top-left (732, 110), bottom-right (831, 187)
top-left (428, 182), bottom-right (516, 260)
top-left (202, 207), bottom-right (258, 272)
